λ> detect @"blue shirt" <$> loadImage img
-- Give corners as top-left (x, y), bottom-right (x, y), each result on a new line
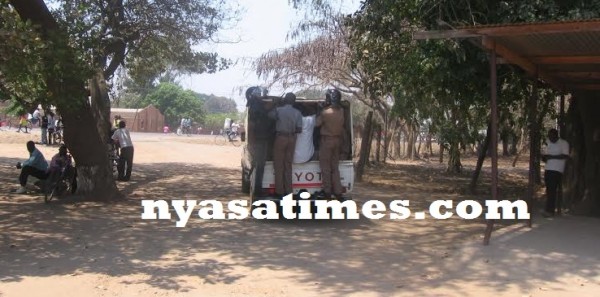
top-left (23, 148), bottom-right (48, 171)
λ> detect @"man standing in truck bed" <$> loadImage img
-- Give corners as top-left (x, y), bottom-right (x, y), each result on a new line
top-left (269, 92), bottom-right (302, 197)
top-left (316, 89), bottom-right (345, 199)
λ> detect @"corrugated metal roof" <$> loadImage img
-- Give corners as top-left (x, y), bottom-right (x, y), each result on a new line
top-left (111, 108), bottom-right (142, 113)
top-left (456, 18), bottom-right (600, 30)
top-left (416, 19), bottom-right (600, 91)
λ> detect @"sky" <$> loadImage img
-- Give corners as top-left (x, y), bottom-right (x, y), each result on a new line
top-left (180, 0), bottom-right (361, 111)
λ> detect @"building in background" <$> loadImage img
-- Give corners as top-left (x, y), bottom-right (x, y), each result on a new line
top-left (110, 105), bottom-right (165, 133)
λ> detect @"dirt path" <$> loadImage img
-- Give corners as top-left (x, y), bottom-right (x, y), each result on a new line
top-left (1, 129), bottom-right (599, 296)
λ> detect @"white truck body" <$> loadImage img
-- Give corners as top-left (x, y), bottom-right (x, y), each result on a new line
top-left (241, 96), bottom-right (354, 199)
top-left (261, 160), bottom-right (354, 195)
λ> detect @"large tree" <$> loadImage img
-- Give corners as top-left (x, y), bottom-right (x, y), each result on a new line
top-left (2, 0), bottom-right (234, 200)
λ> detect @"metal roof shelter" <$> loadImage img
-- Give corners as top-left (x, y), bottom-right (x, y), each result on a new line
top-left (414, 19), bottom-right (600, 244)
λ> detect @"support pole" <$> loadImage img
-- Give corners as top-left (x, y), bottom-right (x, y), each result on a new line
top-left (484, 43), bottom-right (499, 246)
top-left (527, 78), bottom-right (539, 228)
top-left (557, 93), bottom-right (566, 214)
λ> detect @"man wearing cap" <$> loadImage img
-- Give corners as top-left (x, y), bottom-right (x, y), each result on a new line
top-left (268, 92), bottom-right (302, 197)
top-left (316, 89), bottom-right (345, 200)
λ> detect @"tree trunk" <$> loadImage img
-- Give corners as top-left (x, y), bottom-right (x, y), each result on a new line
top-left (355, 111), bottom-right (374, 182)
top-left (416, 130), bottom-right (423, 157)
top-left (469, 122), bottom-right (491, 193)
top-left (375, 125), bottom-right (382, 163)
top-left (439, 143), bottom-right (444, 163)
top-left (564, 92), bottom-right (600, 215)
top-left (406, 125), bottom-right (415, 160)
top-left (447, 141), bottom-right (462, 173)
top-left (10, 0), bottom-right (119, 201)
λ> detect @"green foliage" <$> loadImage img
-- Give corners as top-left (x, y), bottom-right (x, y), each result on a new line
top-left (0, 0), bottom-right (91, 113)
top-left (0, 1), bottom-right (48, 111)
top-left (347, 0), bottom-right (600, 170)
top-left (141, 83), bottom-right (206, 128)
top-left (52, 0), bottom-right (234, 81)
top-left (199, 94), bottom-right (238, 114)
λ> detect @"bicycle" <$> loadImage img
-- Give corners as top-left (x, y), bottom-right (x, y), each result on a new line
top-left (108, 142), bottom-right (120, 176)
top-left (44, 158), bottom-right (77, 203)
top-left (51, 128), bottom-right (64, 144)
top-left (177, 125), bottom-right (192, 136)
top-left (214, 130), bottom-right (241, 146)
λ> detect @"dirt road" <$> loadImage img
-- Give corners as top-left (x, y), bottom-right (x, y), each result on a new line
top-left (1, 129), bottom-right (599, 297)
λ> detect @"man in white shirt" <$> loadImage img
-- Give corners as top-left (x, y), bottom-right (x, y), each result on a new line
top-left (111, 121), bottom-right (134, 181)
top-left (542, 128), bottom-right (569, 217)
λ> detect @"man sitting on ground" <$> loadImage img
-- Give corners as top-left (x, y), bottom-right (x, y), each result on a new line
top-left (48, 145), bottom-right (71, 177)
top-left (15, 141), bottom-right (48, 194)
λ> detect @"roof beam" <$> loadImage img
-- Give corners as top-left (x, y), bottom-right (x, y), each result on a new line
top-left (568, 84), bottom-right (600, 90)
top-left (481, 36), bottom-right (562, 88)
top-left (413, 30), bottom-right (479, 40)
top-left (530, 56), bottom-right (600, 64)
top-left (554, 72), bottom-right (600, 79)
top-left (414, 20), bottom-right (600, 40)
top-left (471, 20), bottom-right (600, 36)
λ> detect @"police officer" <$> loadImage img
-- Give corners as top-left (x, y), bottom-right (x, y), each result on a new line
top-left (268, 92), bottom-right (302, 197)
top-left (316, 89), bottom-right (345, 199)
top-left (247, 87), bottom-right (273, 196)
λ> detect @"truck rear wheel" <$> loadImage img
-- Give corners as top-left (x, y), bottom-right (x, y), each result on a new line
top-left (241, 166), bottom-right (250, 194)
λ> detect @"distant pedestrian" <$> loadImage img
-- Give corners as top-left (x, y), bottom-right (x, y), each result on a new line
top-left (47, 111), bottom-right (56, 145)
top-left (40, 112), bottom-right (48, 144)
top-left (16, 115), bottom-right (29, 133)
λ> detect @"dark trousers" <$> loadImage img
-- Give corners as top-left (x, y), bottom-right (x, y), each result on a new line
top-left (252, 139), bottom-right (269, 195)
top-left (20, 166), bottom-right (48, 186)
top-left (118, 146), bottom-right (134, 180)
top-left (273, 134), bottom-right (296, 195)
top-left (544, 170), bottom-right (562, 214)
top-left (319, 136), bottom-right (343, 195)
top-left (47, 128), bottom-right (55, 145)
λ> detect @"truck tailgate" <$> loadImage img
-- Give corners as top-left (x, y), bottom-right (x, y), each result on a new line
top-left (261, 160), bottom-right (354, 195)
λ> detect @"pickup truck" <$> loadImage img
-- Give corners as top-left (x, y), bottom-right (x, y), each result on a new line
top-left (241, 96), bottom-right (354, 202)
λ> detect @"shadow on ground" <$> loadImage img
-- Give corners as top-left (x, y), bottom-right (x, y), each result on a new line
top-left (1, 158), bottom-right (598, 296)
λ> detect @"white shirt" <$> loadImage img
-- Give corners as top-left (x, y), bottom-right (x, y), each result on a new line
top-left (47, 115), bottom-right (55, 129)
top-left (293, 115), bottom-right (316, 163)
top-left (544, 138), bottom-right (569, 173)
top-left (112, 128), bottom-right (133, 148)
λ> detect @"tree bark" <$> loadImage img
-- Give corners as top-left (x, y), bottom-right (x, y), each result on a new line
top-left (469, 122), bottom-right (491, 193)
top-left (355, 111), bottom-right (373, 182)
top-left (447, 141), bottom-right (462, 173)
top-left (375, 124), bottom-right (382, 163)
top-left (10, 0), bottom-right (119, 200)
top-left (564, 92), bottom-right (600, 215)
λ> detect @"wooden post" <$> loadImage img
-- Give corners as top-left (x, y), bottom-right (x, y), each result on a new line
top-left (557, 94), bottom-right (566, 215)
top-left (484, 43), bottom-right (499, 246)
top-left (527, 78), bottom-right (539, 228)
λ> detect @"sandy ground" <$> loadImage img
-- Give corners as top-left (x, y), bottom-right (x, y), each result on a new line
top-left (1, 127), bottom-right (599, 297)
